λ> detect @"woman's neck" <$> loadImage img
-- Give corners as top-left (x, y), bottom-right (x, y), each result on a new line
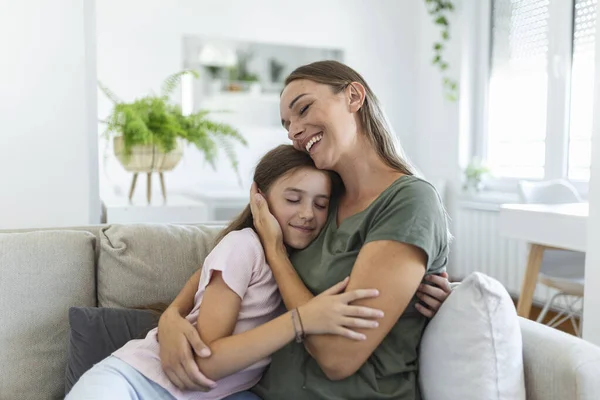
top-left (334, 137), bottom-right (403, 202)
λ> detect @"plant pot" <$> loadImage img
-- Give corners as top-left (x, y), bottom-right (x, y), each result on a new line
top-left (113, 136), bottom-right (183, 173)
top-left (249, 82), bottom-right (261, 95)
top-left (209, 79), bottom-right (223, 95)
top-left (463, 178), bottom-right (485, 194)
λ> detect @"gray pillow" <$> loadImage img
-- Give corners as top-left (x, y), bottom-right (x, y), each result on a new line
top-left (65, 307), bottom-right (160, 394)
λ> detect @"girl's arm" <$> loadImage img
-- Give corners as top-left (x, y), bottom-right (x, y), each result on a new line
top-left (195, 271), bottom-right (383, 381)
top-left (158, 269), bottom-right (216, 391)
top-left (165, 269), bottom-right (201, 317)
top-left (194, 271), bottom-right (293, 381)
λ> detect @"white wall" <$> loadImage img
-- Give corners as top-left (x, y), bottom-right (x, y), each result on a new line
top-left (412, 1), bottom-right (465, 270)
top-left (0, 0), bottom-right (100, 229)
top-left (582, 13), bottom-right (600, 345)
top-left (413, 2), bottom-right (462, 182)
top-left (95, 0), bottom-right (421, 200)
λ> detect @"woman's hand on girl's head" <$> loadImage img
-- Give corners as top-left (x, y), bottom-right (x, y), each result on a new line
top-left (250, 182), bottom-right (285, 257)
top-left (298, 277), bottom-right (385, 341)
top-left (415, 272), bottom-right (452, 318)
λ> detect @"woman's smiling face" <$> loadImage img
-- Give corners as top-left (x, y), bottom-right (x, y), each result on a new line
top-left (280, 79), bottom-right (361, 171)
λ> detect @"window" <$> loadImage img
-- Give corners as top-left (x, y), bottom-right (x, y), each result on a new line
top-left (488, 0), bottom-right (549, 179)
top-left (483, 0), bottom-right (598, 183)
top-left (568, 0), bottom-right (598, 180)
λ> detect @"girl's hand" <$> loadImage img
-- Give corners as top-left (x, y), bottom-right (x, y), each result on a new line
top-left (415, 272), bottom-right (452, 318)
top-left (298, 278), bottom-right (384, 341)
top-left (249, 182), bottom-right (285, 256)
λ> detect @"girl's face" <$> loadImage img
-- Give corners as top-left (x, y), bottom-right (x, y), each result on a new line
top-left (265, 166), bottom-right (331, 250)
top-left (280, 79), bottom-right (362, 171)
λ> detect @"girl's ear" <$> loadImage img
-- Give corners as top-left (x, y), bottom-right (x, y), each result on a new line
top-left (253, 181), bottom-right (265, 196)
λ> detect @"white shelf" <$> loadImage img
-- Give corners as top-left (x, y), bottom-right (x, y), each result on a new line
top-left (199, 92), bottom-right (281, 127)
top-left (102, 195), bottom-right (208, 224)
top-left (183, 190), bottom-right (248, 221)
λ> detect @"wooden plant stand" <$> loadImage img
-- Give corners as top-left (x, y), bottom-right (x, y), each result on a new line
top-left (128, 172), bottom-right (168, 204)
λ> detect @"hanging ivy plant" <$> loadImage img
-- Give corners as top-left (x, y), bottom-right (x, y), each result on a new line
top-left (424, 0), bottom-right (458, 101)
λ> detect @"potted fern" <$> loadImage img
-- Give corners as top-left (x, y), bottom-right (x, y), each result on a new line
top-left (99, 70), bottom-right (246, 203)
top-left (463, 158), bottom-right (491, 193)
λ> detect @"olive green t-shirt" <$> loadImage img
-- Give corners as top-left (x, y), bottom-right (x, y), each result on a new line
top-left (252, 175), bottom-right (449, 400)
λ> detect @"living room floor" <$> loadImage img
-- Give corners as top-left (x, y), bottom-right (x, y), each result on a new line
top-left (522, 302), bottom-right (580, 336)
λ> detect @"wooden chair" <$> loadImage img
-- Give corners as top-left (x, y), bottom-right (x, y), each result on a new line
top-left (517, 179), bottom-right (585, 336)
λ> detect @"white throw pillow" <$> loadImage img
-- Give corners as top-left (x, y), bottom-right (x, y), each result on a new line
top-left (419, 272), bottom-right (526, 400)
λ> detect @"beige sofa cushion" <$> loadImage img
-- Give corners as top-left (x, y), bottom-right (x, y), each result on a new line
top-left (0, 230), bottom-right (96, 400)
top-left (98, 224), bottom-right (221, 308)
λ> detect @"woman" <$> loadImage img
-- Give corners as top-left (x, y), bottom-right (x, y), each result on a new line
top-left (158, 61), bottom-right (453, 399)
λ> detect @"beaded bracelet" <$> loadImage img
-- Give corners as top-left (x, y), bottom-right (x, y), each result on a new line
top-left (291, 308), bottom-right (305, 343)
top-left (296, 308), bottom-right (305, 338)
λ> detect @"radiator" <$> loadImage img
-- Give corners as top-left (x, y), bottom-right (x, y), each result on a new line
top-left (452, 205), bottom-right (557, 305)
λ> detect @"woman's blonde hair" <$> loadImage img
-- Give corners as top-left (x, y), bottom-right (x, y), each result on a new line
top-left (286, 61), bottom-right (453, 244)
top-left (285, 60), bottom-right (416, 176)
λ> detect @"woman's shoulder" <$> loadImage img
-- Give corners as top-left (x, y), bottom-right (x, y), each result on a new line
top-left (381, 175), bottom-right (443, 208)
top-left (360, 175), bottom-right (448, 236)
top-left (365, 175), bottom-right (450, 270)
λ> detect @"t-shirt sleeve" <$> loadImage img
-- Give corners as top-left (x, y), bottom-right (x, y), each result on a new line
top-left (198, 229), bottom-right (264, 299)
top-left (364, 179), bottom-right (449, 272)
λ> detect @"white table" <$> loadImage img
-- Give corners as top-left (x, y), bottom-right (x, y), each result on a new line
top-left (499, 203), bottom-right (588, 318)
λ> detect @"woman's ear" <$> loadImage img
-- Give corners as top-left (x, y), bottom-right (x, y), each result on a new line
top-left (347, 82), bottom-right (366, 113)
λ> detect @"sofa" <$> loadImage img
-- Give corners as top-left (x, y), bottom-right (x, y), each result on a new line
top-left (1, 223), bottom-right (600, 400)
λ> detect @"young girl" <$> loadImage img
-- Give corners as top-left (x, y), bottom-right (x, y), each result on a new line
top-left (66, 145), bottom-right (383, 400)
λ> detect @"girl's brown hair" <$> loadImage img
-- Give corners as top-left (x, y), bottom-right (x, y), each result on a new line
top-left (214, 144), bottom-right (342, 244)
top-left (285, 60), bottom-right (416, 176)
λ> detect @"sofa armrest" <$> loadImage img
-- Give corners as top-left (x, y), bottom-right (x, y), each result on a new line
top-left (519, 317), bottom-right (600, 400)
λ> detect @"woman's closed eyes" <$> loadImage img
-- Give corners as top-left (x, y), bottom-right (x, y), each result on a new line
top-left (299, 103), bottom-right (312, 116)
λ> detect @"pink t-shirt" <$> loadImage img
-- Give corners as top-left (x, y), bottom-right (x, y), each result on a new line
top-left (113, 228), bottom-right (284, 400)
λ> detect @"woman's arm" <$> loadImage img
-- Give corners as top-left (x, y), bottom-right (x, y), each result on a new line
top-left (265, 240), bottom-right (426, 381)
top-left (248, 190), bottom-right (314, 311)
top-left (249, 183), bottom-right (451, 314)
top-left (195, 272), bottom-right (383, 381)
top-left (249, 185), bottom-right (441, 381)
